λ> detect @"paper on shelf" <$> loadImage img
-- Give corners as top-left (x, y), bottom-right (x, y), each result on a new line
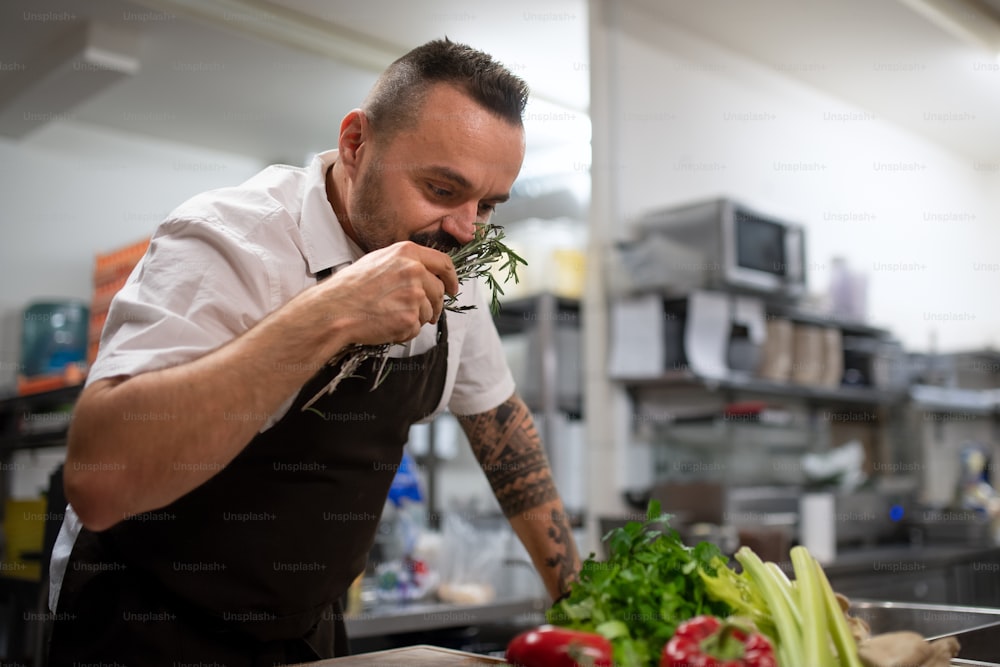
top-left (684, 290), bottom-right (730, 380)
top-left (608, 294), bottom-right (664, 378)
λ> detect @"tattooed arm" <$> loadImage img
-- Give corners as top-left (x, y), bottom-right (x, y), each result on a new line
top-left (456, 392), bottom-right (581, 600)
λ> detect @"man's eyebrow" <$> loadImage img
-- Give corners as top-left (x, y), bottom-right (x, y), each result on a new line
top-left (426, 165), bottom-right (511, 203)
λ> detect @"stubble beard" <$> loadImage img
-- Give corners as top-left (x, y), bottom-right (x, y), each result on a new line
top-left (350, 165), bottom-right (462, 254)
top-left (349, 164), bottom-right (394, 254)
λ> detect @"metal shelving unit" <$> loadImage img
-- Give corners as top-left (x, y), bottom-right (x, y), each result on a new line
top-left (492, 293), bottom-right (585, 520)
top-left (0, 386), bottom-right (80, 454)
top-left (0, 385), bottom-right (79, 664)
top-left (619, 369), bottom-right (908, 408)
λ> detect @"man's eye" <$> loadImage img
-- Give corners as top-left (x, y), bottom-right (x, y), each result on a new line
top-left (478, 203), bottom-right (496, 217)
top-left (429, 184), bottom-right (451, 198)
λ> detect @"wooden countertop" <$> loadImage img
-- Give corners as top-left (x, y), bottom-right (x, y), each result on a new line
top-left (294, 645), bottom-right (509, 665)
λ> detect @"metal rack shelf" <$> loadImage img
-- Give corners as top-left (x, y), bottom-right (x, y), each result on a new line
top-left (619, 369), bottom-right (907, 407)
top-left (0, 385), bottom-right (82, 453)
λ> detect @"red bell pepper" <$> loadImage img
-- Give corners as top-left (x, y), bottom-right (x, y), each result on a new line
top-left (506, 625), bottom-right (613, 667)
top-left (661, 615), bottom-right (777, 667)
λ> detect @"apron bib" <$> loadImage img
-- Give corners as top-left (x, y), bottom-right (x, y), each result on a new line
top-left (49, 307), bottom-right (448, 666)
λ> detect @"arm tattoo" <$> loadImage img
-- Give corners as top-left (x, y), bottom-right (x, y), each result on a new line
top-left (544, 508), bottom-right (579, 597)
top-left (458, 395), bottom-right (580, 596)
top-left (456, 396), bottom-right (558, 518)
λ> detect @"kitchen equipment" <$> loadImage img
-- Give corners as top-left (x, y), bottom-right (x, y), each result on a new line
top-left (725, 485), bottom-right (902, 548)
top-left (791, 324), bottom-right (824, 386)
top-left (819, 326), bottom-right (844, 388)
top-left (850, 600), bottom-right (1000, 665)
top-left (909, 508), bottom-right (995, 547)
top-left (652, 479), bottom-right (726, 525)
top-left (829, 256), bottom-right (869, 322)
top-left (757, 317), bottom-right (794, 382)
top-left (631, 197), bottom-right (807, 300)
top-left (20, 300), bottom-right (89, 377)
top-left (833, 488), bottom-right (901, 547)
top-left (930, 621), bottom-right (1000, 664)
top-left (800, 492), bottom-right (837, 564)
top-left (684, 290), bottom-right (766, 380)
top-left (842, 334), bottom-right (908, 389)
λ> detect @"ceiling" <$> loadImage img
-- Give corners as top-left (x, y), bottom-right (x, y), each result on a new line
top-left (629, 0), bottom-right (1000, 164)
top-left (0, 0), bottom-right (590, 164)
top-left (0, 0), bottom-right (998, 174)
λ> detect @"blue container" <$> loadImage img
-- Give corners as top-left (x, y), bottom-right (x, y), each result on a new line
top-left (20, 301), bottom-right (89, 377)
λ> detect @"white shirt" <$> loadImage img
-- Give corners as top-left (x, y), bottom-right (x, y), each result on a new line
top-left (50, 149), bottom-right (515, 611)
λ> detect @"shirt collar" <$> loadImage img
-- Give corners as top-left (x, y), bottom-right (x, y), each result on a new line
top-left (299, 149), bottom-right (364, 276)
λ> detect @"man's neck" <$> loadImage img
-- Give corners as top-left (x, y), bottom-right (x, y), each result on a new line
top-left (325, 160), bottom-right (359, 246)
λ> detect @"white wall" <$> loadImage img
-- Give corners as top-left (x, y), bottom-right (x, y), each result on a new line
top-left (0, 121), bottom-right (263, 392)
top-left (597, 2), bottom-right (1000, 353)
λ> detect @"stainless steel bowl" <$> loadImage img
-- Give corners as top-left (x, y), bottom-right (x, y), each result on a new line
top-left (850, 600), bottom-right (1000, 665)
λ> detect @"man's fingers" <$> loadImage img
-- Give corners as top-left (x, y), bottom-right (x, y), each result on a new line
top-left (411, 243), bottom-right (460, 296)
top-left (421, 272), bottom-right (445, 324)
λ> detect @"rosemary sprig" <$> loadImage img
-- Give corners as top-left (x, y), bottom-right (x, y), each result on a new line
top-left (301, 223), bottom-right (526, 411)
top-left (445, 222), bottom-right (526, 315)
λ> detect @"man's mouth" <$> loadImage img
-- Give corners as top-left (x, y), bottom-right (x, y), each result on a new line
top-left (410, 229), bottom-right (462, 253)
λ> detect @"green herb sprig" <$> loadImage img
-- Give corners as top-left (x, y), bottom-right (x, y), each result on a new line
top-left (301, 223), bottom-right (525, 411)
top-left (446, 222), bottom-right (526, 315)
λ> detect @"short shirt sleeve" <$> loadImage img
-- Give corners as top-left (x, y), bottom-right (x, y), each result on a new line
top-left (445, 279), bottom-right (516, 416)
top-left (87, 215), bottom-right (279, 385)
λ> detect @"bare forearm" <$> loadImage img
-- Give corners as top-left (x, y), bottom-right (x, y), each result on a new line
top-left (458, 394), bottom-right (581, 599)
top-left (66, 286), bottom-right (351, 531)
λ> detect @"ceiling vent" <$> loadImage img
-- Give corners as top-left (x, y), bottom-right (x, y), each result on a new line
top-left (0, 20), bottom-right (140, 138)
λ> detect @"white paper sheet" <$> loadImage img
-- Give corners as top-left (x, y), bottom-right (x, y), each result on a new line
top-left (608, 294), bottom-right (664, 378)
top-left (684, 290), bottom-right (730, 380)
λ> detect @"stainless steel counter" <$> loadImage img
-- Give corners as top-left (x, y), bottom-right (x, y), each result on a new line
top-left (343, 596), bottom-right (546, 639)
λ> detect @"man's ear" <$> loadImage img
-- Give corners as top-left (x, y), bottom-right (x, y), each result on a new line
top-left (337, 109), bottom-right (369, 175)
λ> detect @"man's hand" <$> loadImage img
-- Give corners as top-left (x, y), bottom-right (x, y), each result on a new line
top-left (314, 241), bottom-right (459, 348)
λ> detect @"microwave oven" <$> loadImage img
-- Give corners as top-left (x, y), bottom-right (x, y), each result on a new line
top-left (633, 198), bottom-right (807, 300)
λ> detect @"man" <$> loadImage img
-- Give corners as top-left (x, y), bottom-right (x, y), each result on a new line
top-left (48, 38), bottom-right (580, 664)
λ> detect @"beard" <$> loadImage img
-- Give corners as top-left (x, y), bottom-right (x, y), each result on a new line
top-left (348, 161), bottom-right (394, 253)
top-left (410, 229), bottom-right (462, 253)
top-left (349, 159), bottom-right (461, 254)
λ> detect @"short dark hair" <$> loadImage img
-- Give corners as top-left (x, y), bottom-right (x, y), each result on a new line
top-left (362, 38), bottom-right (529, 140)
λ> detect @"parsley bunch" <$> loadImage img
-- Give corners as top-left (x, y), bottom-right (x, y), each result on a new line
top-left (547, 500), bottom-right (732, 667)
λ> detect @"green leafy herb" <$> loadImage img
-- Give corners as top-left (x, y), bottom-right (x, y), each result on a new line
top-left (445, 222), bottom-right (525, 315)
top-left (547, 500), bottom-right (732, 667)
top-left (301, 223), bottom-right (525, 410)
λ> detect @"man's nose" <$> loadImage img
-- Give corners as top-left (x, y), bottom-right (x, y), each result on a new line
top-left (440, 210), bottom-right (476, 246)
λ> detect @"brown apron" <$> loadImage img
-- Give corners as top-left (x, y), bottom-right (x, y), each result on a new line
top-left (48, 298), bottom-right (449, 666)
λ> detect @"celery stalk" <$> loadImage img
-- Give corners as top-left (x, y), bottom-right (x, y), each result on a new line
top-left (814, 554), bottom-right (865, 667)
top-left (765, 561), bottom-right (803, 631)
top-left (735, 547), bottom-right (804, 667)
top-left (790, 546), bottom-right (836, 667)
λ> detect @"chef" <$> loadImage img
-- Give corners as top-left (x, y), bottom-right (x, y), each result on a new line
top-left (47, 38), bottom-right (580, 665)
